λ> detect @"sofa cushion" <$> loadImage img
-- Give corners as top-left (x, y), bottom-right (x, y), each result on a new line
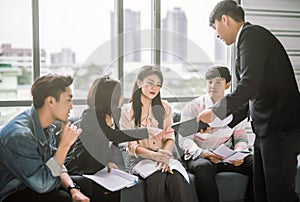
top-left (216, 172), bottom-right (248, 202)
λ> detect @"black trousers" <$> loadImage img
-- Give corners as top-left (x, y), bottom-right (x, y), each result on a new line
top-left (145, 170), bottom-right (188, 202)
top-left (187, 155), bottom-right (254, 202)
top-left (3, 188), bottom-right (72, 202)
top-left (254, 129), bottom-right (300, 202)
top-left (4, 175), bottom-right (120, 202)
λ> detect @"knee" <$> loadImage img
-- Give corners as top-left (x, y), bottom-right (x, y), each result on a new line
top-left (168, 171), bottom-right (185, 183)
top-left (193, 160), bottom-right (215, 178)
top-left (243, 155), bottom-right (254, 176)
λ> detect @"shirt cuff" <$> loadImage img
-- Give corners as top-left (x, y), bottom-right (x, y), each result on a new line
top-left (61, 165), bottom-right (68, 173)
top-left (46, 156), bottom-right (65, 177)
top-left (132, 144), bottom-right (139, 158)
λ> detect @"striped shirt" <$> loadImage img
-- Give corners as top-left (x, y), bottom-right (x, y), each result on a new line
top-left (179, 93), bottom-right (249, 156)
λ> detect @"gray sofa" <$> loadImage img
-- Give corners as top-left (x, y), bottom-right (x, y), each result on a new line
top-left (56, 115), bottom-right (300, 202)
top-left (120, 166), bottom-right (300, 202)
top-left (118, 112), bottom-right (300, 202)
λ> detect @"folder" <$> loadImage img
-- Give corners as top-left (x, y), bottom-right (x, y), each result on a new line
top-left (132, 159), bottom-right (189, 183)
top-left (83, 168), bottom-right (138, 192)
top-left (171, 118), bottom-right (209, 137)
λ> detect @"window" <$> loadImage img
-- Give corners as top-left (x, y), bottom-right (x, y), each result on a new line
top-left (39, 0), bottom-right (115, 99)
top-left (122, 0), bottom-right (152, 98)
top-left (0, 0), bottom-right (227, 126)
top-left (160, 0), bottom-right (225, 111)
top-left (0, 0), bottom-right (32, 124)
top-left (39, 0), bottom-right (115, 117)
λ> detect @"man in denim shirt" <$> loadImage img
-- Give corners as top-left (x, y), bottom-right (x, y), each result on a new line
top-left (0, 74), bottom-right (89, 202)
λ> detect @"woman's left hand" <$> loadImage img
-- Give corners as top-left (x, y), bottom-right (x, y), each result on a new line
top-left (160, 163), bottom-right (170, 172)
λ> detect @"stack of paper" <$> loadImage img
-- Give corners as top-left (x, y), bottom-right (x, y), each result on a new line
top-left (132, 159), bottom-right (189, 183)
top-left (83, 167), bottom-right (138, 192)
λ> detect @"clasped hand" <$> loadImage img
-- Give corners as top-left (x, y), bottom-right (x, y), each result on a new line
top-left (152, 149), bottom-right (173, 172)
top-left (156, 149), bottom-right (173, 173)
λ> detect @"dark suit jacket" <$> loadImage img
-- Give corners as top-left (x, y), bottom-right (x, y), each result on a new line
top-left (212, 22), bottom-right (300, 137)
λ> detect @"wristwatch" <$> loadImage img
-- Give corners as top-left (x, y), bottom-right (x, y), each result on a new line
top-left (66, 183), bottom-right (80, 193)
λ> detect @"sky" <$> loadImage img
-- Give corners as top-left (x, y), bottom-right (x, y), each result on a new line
top-left (0, 0), bottom-right (221, 64)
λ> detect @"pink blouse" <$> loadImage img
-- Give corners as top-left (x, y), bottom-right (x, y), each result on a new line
top-left (120, 100), bottom-right (175, 156)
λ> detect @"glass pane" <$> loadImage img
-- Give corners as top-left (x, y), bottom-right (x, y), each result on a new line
top-left (160, 0), bottom-right (226, 102)
top-left (0, 106), bottom-right (29, 127)
top-left (39, 0), bottom-right (116, 105)
top-left (0, 0), bottom-right (32, 125)
top-left (122, 0), bottom-right (152, 98)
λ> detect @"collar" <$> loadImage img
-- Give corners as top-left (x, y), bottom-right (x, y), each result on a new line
top-left (29, 106), bottom-right (55, 145)
top-left (235, 23), bottom-right (244, 48)
top-left (204, 93), bottom-right (215, 108)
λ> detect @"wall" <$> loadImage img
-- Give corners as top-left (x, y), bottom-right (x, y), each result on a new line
top-left (242, 0), bottom-right (300, 89)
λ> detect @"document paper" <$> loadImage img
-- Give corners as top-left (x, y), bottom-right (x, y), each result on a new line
top-left (212, 144), bottom-right (250, 163)
top-left (83, 167), bottom-right (138, 192)
top-left (132, 159), bottom-right (189, 183)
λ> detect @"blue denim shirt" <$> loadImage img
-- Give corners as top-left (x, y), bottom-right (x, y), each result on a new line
top-left (0, 106), bottom-right (65, 201)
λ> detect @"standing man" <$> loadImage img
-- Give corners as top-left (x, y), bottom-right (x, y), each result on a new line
top-left (199, 1), bottom-right (300, 202)
top-left (0, 74), bottom-right (89, 202)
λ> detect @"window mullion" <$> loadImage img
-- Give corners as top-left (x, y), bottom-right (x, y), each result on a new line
top-left (152, 0), bottom-right (161, 66)
top-left (32, 0), bottom-right (40, 81)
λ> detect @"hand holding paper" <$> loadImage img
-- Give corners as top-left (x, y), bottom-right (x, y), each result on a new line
top-left (172, 113), bottom-right (233, 137)
top-left (171, 118), bottom-right (209, 137)
top-left (208, 114), bottom-right (233, 128)
top-left (210, 144), bottom-right (250, 163)
top-left (197, 109), bottom-right (233, 128)
top-left (197, 108), bottom-right (216, 123)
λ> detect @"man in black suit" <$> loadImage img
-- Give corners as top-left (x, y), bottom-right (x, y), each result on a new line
top-left (198, 1), bottom-right (300, 201)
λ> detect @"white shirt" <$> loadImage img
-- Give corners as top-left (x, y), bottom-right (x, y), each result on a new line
top-left (235, 23), bottom-right (245, 47)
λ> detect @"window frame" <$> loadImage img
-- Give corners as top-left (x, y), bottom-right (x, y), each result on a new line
top-left (0, 0), bottom-right (227, 109)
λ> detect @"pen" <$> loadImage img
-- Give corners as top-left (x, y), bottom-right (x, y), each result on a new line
top-left (237, 150), bottom-right (251, 154)
top-left (168, 170), bottom-right (174, 174)
top-left (209, 149), bottom-right (217, 154)
top-left (55, 119), bottom-right (82, 136)
top-left (72, 119), bottom-right (82, 125)
top-left (209, 149), bottom-right (227, 165)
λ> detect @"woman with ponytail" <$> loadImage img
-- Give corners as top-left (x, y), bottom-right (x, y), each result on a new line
top-left (66, 75), bottom-right (156, 202)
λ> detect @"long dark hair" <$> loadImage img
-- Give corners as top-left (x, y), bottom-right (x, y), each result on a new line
top-left (86, 78), bottom-right (101, 108)
top-left (130, 65), bottom-right (165, 129)
top-left (94, 75), bottom-right (122, 121)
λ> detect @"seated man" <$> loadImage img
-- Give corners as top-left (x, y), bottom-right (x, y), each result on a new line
top-left (179, 66), bottom-right (254, 202)
top-left (0, 74), bottom-right (91, 202)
